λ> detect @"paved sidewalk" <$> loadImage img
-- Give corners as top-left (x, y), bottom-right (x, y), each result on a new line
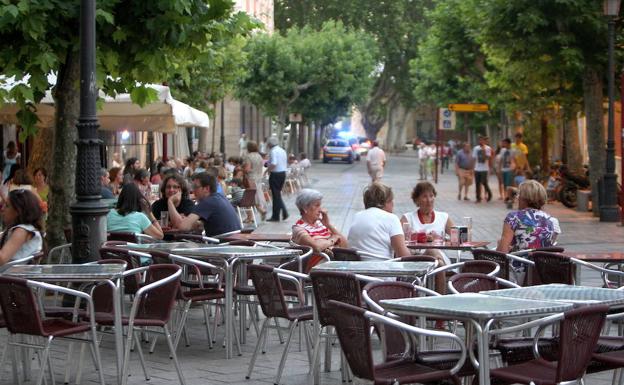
top-left (2, 155), bottom-right (622, 385)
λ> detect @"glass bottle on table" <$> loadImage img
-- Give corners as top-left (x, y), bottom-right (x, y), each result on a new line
top-left (463, 216), bottom-right (472, 242)
top-left (402, 222), bottom-right (412, 242)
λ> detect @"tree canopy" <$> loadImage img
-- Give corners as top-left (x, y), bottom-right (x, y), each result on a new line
top-left (236, 21), bottom-right (377, 136)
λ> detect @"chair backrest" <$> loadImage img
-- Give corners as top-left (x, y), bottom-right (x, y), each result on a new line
top-left (238, 189), bottom-right (257, 207)
top-left (168, 233), bottom-right (213, 244)
top-left (461, 260), bottom-right (499, 275)
top-left (472, 249), bottom-right (510, 280)
top-left (47, 243), bottom-right (72, 264)
top-left (280, 246), bottom-right (327, 274)
top-left (534, 246), bottom-right (565, 253)
top-left (328, 300), bottom-right (375, 381)
top-left (363, 281), bottom-right (415, 360)
top-left (99, 246), bottom-right (142, 293)
top-left (147, 250), bottom-right (172, 264)
top-left (92, 259), bottom-right (128, 314)
top-left (134, 264), bottom-right (181, 323)
top-left (448, 273), bottom-right (507, 293)
top-left (556, 304), bottom-right (608, 382)
top-left (107, 232), bottom-right (140, 243)
top-left (310, 270), bottom-right (361, 327)
top-left (330, 247), bottom-right (361, 261)
top-left (0, 276), bottom-right (45, 336)
top-left (528, 252), bottom-right (575, 286)
top-left (248, 264), bottom-right (289, 319)
top-left (393, 255), bottom-right (438, 263)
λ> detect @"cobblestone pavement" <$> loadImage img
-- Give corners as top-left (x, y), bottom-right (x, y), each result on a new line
top-left (3, 154), bottom-right (623, 385)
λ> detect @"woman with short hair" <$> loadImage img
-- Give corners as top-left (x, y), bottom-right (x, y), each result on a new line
top-left (347, 182), bottom-right (410, 259)
top-left (291, 189), bottom-right (347, 253)
top-left (497, 180), bottom-right (560, 252)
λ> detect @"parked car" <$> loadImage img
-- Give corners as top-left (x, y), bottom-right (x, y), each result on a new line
top-left (322, 139), bottom-right (354, 164)
top-left (346, 137), bottom-right (362, 161)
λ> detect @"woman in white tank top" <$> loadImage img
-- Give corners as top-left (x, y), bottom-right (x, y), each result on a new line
top-left (401, 182), bottom-right (454, 294)
top-left (0, 189), bottom-right (43, 264)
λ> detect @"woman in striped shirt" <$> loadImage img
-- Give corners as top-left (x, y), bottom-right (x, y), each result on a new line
top-left (291, 189), bottom-right (347, 253)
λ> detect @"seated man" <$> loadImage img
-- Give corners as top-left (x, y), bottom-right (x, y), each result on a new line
top-left (168, 172), bottom-right (241, 236)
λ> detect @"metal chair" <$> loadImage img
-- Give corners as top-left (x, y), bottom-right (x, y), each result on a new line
top-left (0, 276), bottom-right (105, 385)
top-left (235, 188), bottom-right (258, 228)
top-left (330, 247), bottom-right (361, 261)
top-left (246, 264), bottom-right (313, 385)
top-left (527, 251), bottom-right (575, 286)
top-left (362, 281), bottom-right (475, 377)
top-left (92, 264), bottom-right (185, 385)
top-left (329, 300), bottom-right (467, 385)
top-left (46, 243), bottom-right (72, 264)
top-left (107, 231), bottom-right (159, 244)
top-left (169, 254), bottom-right (240, 355)
top-left (166, 233), bottom-right (220, 244)
top-left (489, 304), bottom-right (609, 385)
top-left (447, 272), bottom-right (519, 294)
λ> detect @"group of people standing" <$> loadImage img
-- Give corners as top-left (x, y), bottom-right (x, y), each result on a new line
top-left (455, 132), bottom-right (531, 203)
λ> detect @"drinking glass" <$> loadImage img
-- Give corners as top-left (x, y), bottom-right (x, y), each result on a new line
top-left (160, 212), bottom-right (169, 228)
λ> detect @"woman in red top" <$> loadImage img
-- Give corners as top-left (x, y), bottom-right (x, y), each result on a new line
top-left (291, 189), bottom-right (347, 253)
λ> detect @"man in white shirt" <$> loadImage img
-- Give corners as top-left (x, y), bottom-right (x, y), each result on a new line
top-left (238, 133), bottom-right (248, 156)
top-left (472, 135), bottom-right (493, 202)
top-left (366, 140), bottom-right (386, 182)
top-left (266, 136), bottom-right (289, 222)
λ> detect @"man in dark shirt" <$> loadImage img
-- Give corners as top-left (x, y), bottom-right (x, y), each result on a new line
top-left (100, 168), bottom-right (115, 199)
top-left (168, 172), bottom-right (241, 236)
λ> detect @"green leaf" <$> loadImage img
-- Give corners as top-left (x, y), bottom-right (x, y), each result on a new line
top-left (95, 9), bottom-right (114, 25)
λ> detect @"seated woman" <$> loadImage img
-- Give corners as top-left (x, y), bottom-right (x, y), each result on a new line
top-left (401, 181), bottom-right (453, 293)
top-left (0, 189), bottom-right (43, 265)
top-left (347, 182), bottom-right (410, 259)
top-left (151, 174), bottom-right (194, 221)
top-left (291, 189), bottom-right (347, 253)
top-left (107, 183), bottom-right (163, 241)
top-left (497, 180), bottom-right (560, 253)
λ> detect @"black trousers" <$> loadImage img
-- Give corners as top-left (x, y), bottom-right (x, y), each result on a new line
top-left (475, 171), bottom-right (492, 201)
top-left (269, 171), bottom-right (288, 220)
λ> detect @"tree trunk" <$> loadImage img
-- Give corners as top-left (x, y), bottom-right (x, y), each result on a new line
top-left (26, 127), bottom-right (54, 176)
top-left (313, 121), bottom-right (321, 160)
top-left (564, 110), bottom-right (583, 173)
top-left (583, 67), bottom-right (606, 216)
top-left (540, 115), bottom-right (549, 173)
top-left (307, 122), bottom-right (314, 158)
top-left (47, 50), bottom-right (80, 248)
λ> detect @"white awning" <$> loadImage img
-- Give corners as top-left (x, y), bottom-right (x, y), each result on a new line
top-left (0, 83), bottom-right (209, 133)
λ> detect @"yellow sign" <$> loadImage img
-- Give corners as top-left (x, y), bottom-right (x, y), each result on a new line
top-left (448, 104), bottom-right (489, 112)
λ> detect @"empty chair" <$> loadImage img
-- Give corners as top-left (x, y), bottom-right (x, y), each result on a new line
top-left (235, 188), bottom-right (259, 228)
top-left (330, 247), bottom-right (361, 261)
top-left (472, 249), bottom-right (513, 280)
top-left (246, 264), bottom-right (313, 385)
top-left (0, 276), bottom-right (105, 385)
top-left (490, 305), bottom-right (608, 385)
top-left (363, 281), bottom-right (474, 377)
top-left (329, 300), bottom-right (467, 385)
top-left (448, 272), bottom-right (519, 294)
top-left (527, 251), bottom-right (575, 286)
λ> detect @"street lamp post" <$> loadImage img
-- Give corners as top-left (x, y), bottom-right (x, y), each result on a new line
top-left (71, 0), bottom-right (109, 263)
top-left (600, 0), bottom-right (621, 222)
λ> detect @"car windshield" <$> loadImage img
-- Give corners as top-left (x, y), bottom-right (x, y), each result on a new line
top-left (327, 140), bottom-right (348, 147)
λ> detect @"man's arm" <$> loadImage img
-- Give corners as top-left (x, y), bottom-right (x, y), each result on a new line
top-left (167, 195), bottom-right (201, 230)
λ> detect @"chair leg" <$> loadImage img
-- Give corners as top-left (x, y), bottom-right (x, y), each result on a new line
top-left (246, 318), bottom-right (270, 380)
top-left (231, 314), bottom-right (242, 356)
top-left (163, 324), bottom-right (186, 385)
top-left (252, 207), bottom-right (258, 228)
top-left (202, 304), bottom-right (214, 349)
top-left (133, 330), bottom-right (150, 380)
top-left (274, 318), bottom-right (285, 344)
top-left (275, 320), bottom-right (298, 385)
top-left (308, 326), bottom-right (323, 376)
top-left (173, 300), bottom-right (192, 352)
top-left (35, 336), bottom-right (53, 385)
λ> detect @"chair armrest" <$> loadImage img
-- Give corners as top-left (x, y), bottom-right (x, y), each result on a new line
top-left (169, 254), bottom-right (222, 273)
top-left (571, 258), bottom-right (624, 288)
top-left (277, 273), bottom-right (305, 304)
top-left (354, 274), bottom-right (383, 283)
top-left (364, 307), bottom-right (467, 375)
top-left (490, 313), bottom-right (563, 337)
top-left (362, 290), bottom-right (385, 315)
top-left (357, 250), bottom-right (391, 260)
top-left (273, 267), bottom-right (310, 281)
top-left (128, 250), bottom-right (152, 261)
top-left (505, 253), bottom-right (535, 266)
top-left (495, 276), bottom-right (521, 288)
top-left (134, 268), bottom-right (182, 299)
top-left (426, 262), bottom-right (464, 279)
top-left (201, 236), bottom-right (220, 244)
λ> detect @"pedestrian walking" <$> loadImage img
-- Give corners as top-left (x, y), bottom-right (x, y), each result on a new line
top-left (366, 140), bottom-right (386, 182)
top-left (418, 143), bottom-right (428, 180)
top-left (455, 143), bottom-right (474, 200)
top-left (499, 138), bottom-right (514, 200)
top-left (473, 135), bottom-right (493, 202)
top-left (266, 136), bottom-right (289, 222)
top-left (238, 133), bottom-right (248, 157)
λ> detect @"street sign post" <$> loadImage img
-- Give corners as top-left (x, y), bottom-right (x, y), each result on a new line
top-left (448, 103), bottom-right (489, 112)
top-left (438, 108), bottom-right (456, 130)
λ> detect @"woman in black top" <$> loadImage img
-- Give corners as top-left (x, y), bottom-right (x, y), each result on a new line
top-left (151, 173), bottom-right (194, 220)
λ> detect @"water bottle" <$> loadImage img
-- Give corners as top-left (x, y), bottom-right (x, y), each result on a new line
top-left (463, 216), bottom-right (472, 242)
